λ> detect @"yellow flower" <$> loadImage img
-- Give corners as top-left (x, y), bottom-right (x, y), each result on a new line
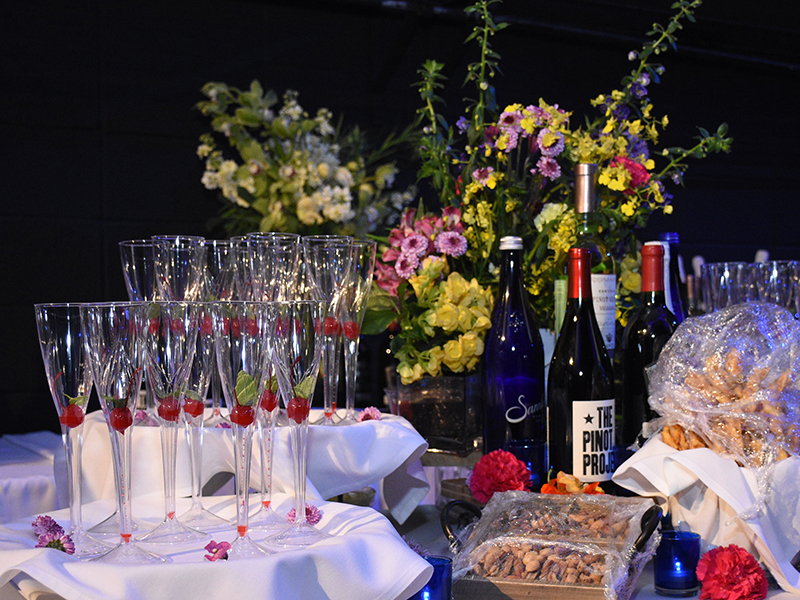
top-left (620, 270), bottom-right (642, 294)
top-left (442, 339), bottom-right (464, 372)
top-left (620, 201), bottom-right (636, 217)
top-left (627, 120), bottom-right (643, 136)
top-left (461, 332), bottom-right (484, 358)
top-left (662, 115), bottom-right (669, 127)
top-left (435, 302), bottom-right (459, 332)
top-left (504, 103), bottom-right (522, 112)
top-left (398, 362), bottom-right (424, 385)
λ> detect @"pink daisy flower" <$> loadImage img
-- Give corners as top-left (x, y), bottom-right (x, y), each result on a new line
top-left (395, 252), bottom-right (420, 279)
top-left (32, 515), bottom-right (64, 537)
top-left (287, 503), bottom-right (323, 526)
top-left (401, 233), bottom-right (431, 257)
top-left (435, 231), bottom-right (468, 257)
top-left (35, 532), bottom-right (75, 555)
top-left (537, 128), bottom-right (566, 157)
top-left (537, 156), bottom-right (561, 181)
top-left (472, 166), bottom-right (495, 186)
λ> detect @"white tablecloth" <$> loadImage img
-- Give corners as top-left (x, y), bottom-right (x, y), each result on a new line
top-left (0, 494), bottom-right (432, 600)
top-left (54, 409), bottom-right (429, 524)
top-left (0, 433), bottom-right (64, 524)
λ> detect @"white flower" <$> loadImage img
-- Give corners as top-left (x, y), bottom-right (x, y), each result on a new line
top-left (221, 122), bottom-right (231, 137)
top-left (331, 186), bottom-right (352, 202)
top-left (201, 171), bottom-right (219, 189)
top-left (534, 202), bottom-right (567, 232)
top-left (335, 166), bottom-right (354, 188)
top-left (317, 162), bottom-right (331, 179)
top-left (260, 108), bottom-right (274, 122)
top-left (279, 164), bottom-right (295, 179)
top-left (196, 144), bottom-right (213, 158)
top-left (322, 202), bottom-right (354, 223)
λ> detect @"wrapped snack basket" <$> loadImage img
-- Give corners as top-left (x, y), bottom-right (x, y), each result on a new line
top-left (448, 491), bottom-right (661, 600)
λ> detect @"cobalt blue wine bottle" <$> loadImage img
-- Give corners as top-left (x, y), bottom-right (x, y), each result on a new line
top-left (484, 236), bottom-right (547, 486)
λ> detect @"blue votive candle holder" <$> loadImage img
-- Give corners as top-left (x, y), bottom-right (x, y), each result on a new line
top-left (409, 555), bottom-right (452, 600)
top-left (654, 530), bottom-right (701, 597)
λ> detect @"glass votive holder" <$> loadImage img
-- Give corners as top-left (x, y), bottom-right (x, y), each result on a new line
top-left (654, 530), bottom-right (701, 597)
top-left (409, 555), bottom-right (452, 600)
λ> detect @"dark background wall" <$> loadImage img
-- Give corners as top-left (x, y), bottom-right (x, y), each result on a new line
top-left (2, 0), bottom-right (798, 434)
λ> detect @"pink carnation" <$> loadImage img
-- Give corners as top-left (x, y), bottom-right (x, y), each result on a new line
top-left (204, 540), bottom-right (231, 561)
top-left (468, 449), bottom-right (532, 504)
top-left (395, 252), bottom-right (419, 279)
top-left (35, 531), bottom-right (75, 555)
top-left (696, 545), bottom-right (768, 600)
top-left (358, 406), bottom-right (383, 422)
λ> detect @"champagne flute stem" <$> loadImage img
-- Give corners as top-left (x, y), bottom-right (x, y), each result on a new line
top-left (185, 419), bottom-right (204, 509)
top-left (232, 424), bottom-right (254, 537)
top-left (159, 421), bottom-right (178, 520)
top-left (108, 427), bottom-right (134, 543)
top-left (322, 336), bottom-right (342, 421)
top-left (257, 415), bottom-right (275, 508)
top-left (343, 335), bottom-right (361, 419)
top-left (62, 423), bottom-right (85, 533)
top-left (290, 420), bottom-right (309, 526)
top-left (210, 359), bottom-right (222, 418)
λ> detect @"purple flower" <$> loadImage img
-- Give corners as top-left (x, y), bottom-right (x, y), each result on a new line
top-left (35, 532), bottom-right (75, 555)
top-left (612, 104), bottom-right (630, 121)
top-left (204, 540), bottom-right (231, 561)
top-left (32, 515), bottom-right (64, 537)
top-left (630, 82), bottom-right (647, 99)
top-left (537, 156), bottom-right (561, 181)
top-left (536, 128), bottom-right (565, 158)
top-left (287, 503), bottom-right (323, 526)
top-left (357, 406), bottom-right (383, 422)
top-left (401, 233), bottom-right (430, 257)
top-left (625, 134), bottom-right (650, 161)
top-left (456, 116), bottom-right (469, 133)
top-left (395, 252), bottom-right (420, 279)
top-left (434, 231), bottom-right (468, 257)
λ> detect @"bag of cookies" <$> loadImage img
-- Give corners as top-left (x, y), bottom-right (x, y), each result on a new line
top-left (646, 302), bottom-right (800, 473)
top-left (451, 491), bottom-right (659, 600)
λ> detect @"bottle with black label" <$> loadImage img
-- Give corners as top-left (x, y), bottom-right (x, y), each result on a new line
top-left (548, 247), bottom-right (615, 484)
top-left (484, 236), bottom-right (547, 486)
top-left (617, 242), bottom-right (678, 457)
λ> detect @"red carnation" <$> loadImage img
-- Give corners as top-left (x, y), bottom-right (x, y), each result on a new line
top-left (696, 544), bottom-right (768, 600)
top-left (468, 449), bottom-right (532, 504)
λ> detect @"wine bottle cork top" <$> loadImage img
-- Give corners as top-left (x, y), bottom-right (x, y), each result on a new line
top-left (499, 236), bottom-right (523, 250)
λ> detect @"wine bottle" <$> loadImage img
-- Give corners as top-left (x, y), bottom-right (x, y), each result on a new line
top-left (617, 243), bottom-right (678, 453)
top-left (485, 236), bottom-right (547, 486)
top-left (573, 163), bottom-right (617, 356)
top-left (547, 247), bottom-right (615, 484)
top-left (657, 233), bottom-right (687, 323)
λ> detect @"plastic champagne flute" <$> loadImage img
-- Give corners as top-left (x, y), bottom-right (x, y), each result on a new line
top-left (82, 302), bottom-right (167, 563)
top-left (34, 303), bottom-right (108, 558)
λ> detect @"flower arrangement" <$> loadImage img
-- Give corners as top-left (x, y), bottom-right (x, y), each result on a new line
top-left (407, 0), bottom-right (732, 328)
top-left (540, 471), bottom-right (604, 495)
top-left (196, 82), bottom-right (415, 237)
top-left (370, 206), bottom-right (494, 384)
top-left (467, 449), bottom-right (532, 503)
top-left (696, 544), bottom-right (768, 600)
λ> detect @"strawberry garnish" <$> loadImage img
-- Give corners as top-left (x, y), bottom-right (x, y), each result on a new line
top-left (110, 407), bottom-right (133, 433)
top-left (171, 318), bottom-right (185, 335)
top-left (148, 319), bottom-right (160, 335)
top-left (286, 397), bottom-right (310, 424)
top-left (229, 404), bottom-right (255, 427)
top-left (200, 314), bottom-right (213, 336)
top-left (244, 317), bottom-right (259, 337)
top-left (230, 317), bottom-right (241, 338)
top-left (58, 404), bottom-right (84, 428)
top-left (183, 397), bottom-right (204, 418)
top-left (343, 321), bottom-right (360, 340)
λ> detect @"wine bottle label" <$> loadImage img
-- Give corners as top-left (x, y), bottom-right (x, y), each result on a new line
top-left (554, 277), bottom-right (567, 333)
top-left (590, 274), bottom-right (616, 351)
top-left (571, 398), bottom-right (615, 482)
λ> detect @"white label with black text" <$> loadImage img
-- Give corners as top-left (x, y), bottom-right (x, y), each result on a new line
top-left (572, 398), bottom-right (615, 482)
top-left (591, 273), bottom-right (616, 351)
